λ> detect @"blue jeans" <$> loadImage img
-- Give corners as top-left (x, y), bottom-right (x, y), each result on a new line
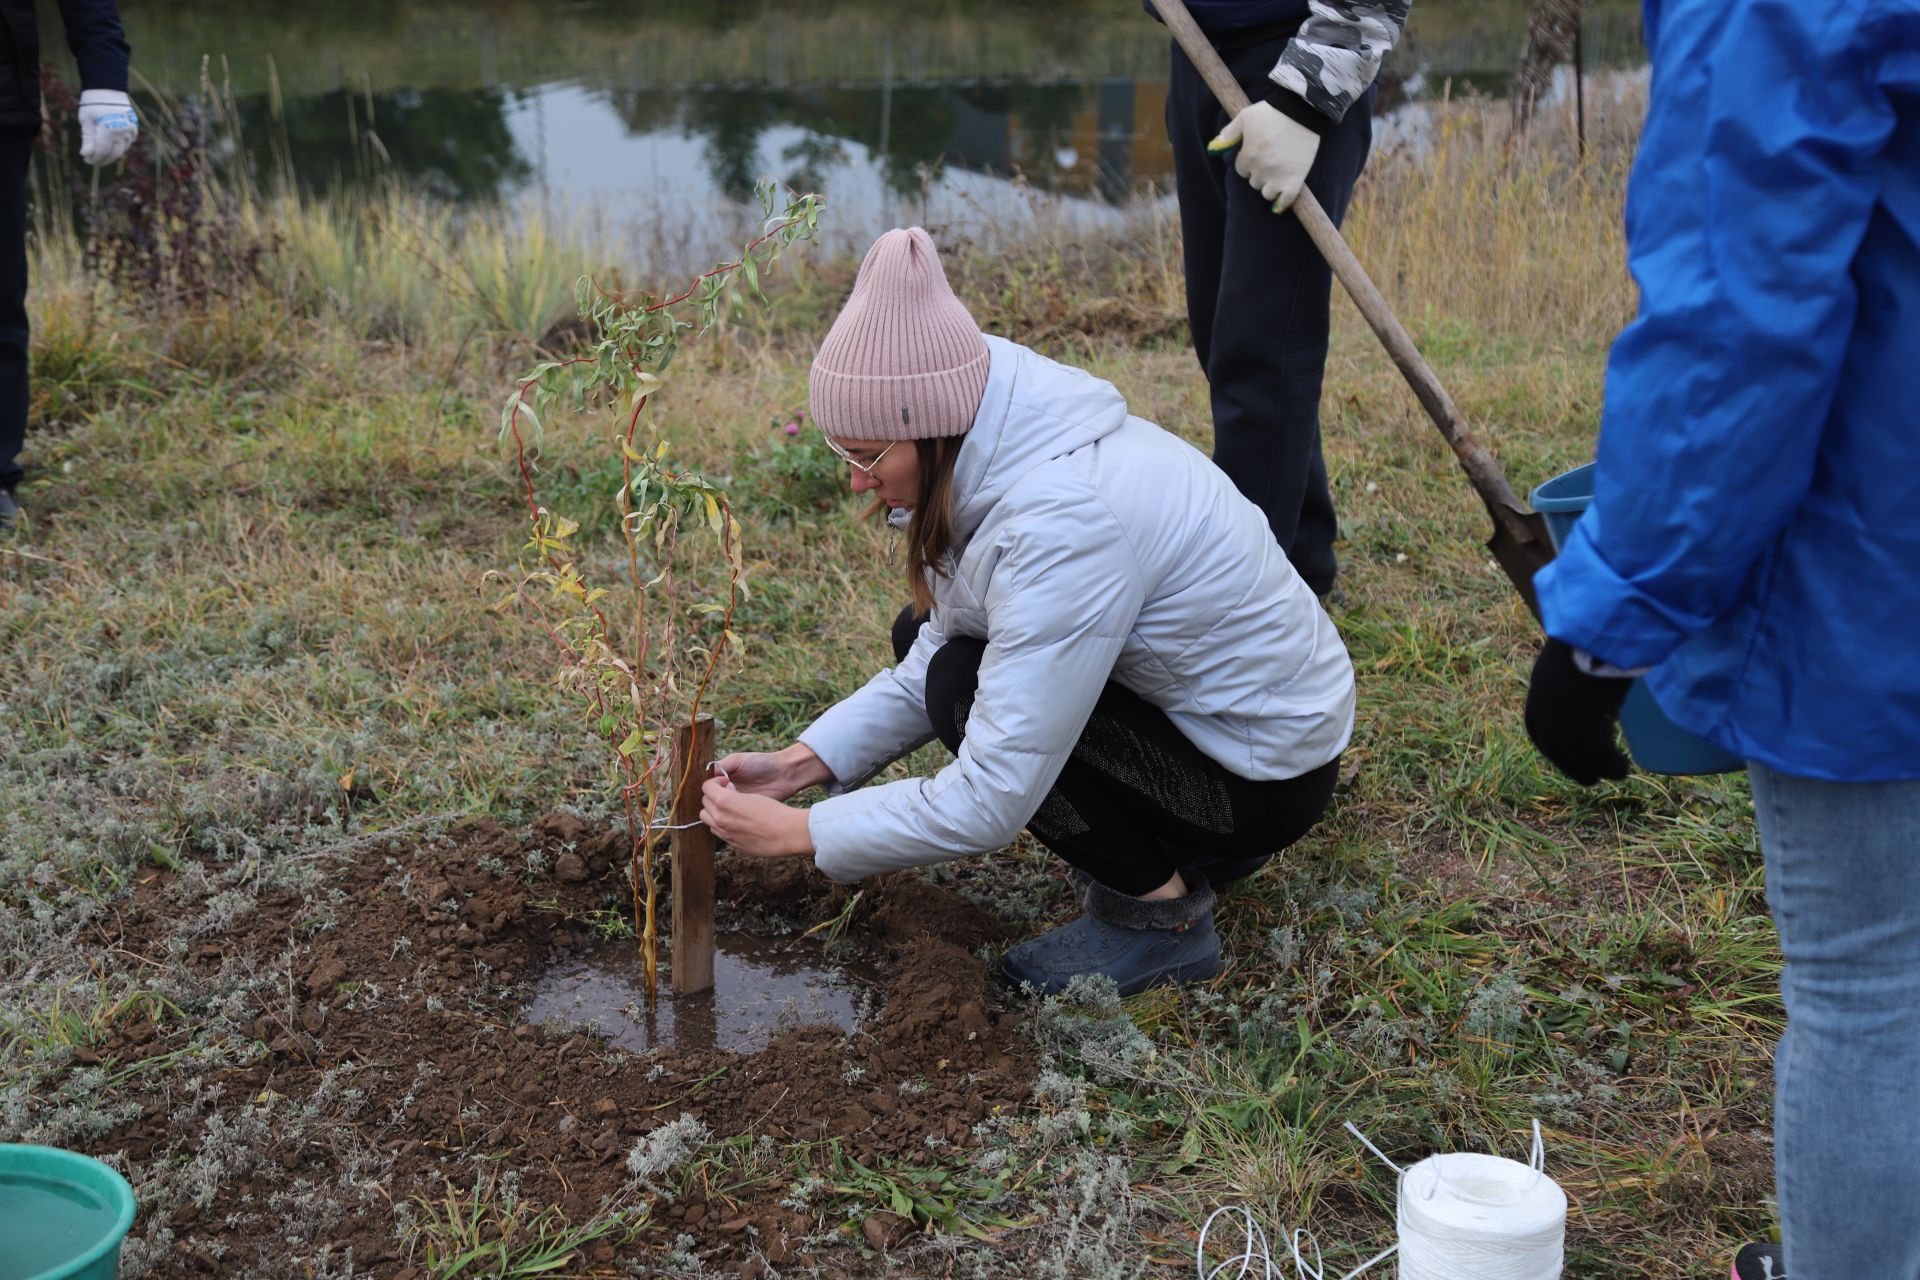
top-left (1752, 764), bottom-right (1920, 1279)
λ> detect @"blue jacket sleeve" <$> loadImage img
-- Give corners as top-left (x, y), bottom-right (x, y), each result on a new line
top-left (1534, 0), bottom-right (1893, 669)
top-left (56, 0), bottom-right (131, 93)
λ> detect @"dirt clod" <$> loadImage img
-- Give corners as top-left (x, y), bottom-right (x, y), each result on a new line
top-left (862, 1210), bottom-right (914, 1251)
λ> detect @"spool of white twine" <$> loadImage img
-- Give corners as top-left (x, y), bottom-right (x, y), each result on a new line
top-left (1195, 1123), bottom-right (1567, 1280)
top-left (1393, 1126), bottom-right (1566, 1280)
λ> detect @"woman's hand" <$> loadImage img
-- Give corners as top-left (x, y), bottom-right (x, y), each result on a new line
top-left (700, 773), bottom-right (814, 859)
top-left (712, 743), bottom-right (832, 802)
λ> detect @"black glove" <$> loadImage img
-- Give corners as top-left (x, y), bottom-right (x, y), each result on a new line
top-left (1525, 638), bottom-right (1632, 785)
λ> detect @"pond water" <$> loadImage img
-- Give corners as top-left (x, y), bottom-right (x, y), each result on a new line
top-left (52, 0), bottom-right (1643, 244)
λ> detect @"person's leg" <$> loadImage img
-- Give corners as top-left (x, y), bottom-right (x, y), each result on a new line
top-left (1170, 35), bottom-right (1374, 595)
top-left (1751, 765), bottom-right (1920, 1280)
top-left (890, 603), bottom-right (924, 664)
top-left (921, 637), bottom-right (1338, 994)
top-left (0, 127), bottom-right (33, 501)
top-left (1036, 680), bottom-right (1339, 892)
top-left (1167, 41), bottom-right (1229, 389)
top-left (924, 638), bottom-right (1337, 892)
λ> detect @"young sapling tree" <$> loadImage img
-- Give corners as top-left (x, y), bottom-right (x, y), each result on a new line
top-left (493, 184), bottom-right (824, 998)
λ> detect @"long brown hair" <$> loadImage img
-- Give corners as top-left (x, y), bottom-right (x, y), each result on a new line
top-left (868, 436), bottom-right (964, 613)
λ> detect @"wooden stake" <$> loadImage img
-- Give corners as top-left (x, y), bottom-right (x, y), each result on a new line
top-left (670, 713), bottom-right (717, 995)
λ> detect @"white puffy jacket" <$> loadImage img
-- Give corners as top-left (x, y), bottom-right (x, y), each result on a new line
top-left (799, 336), bottom-right (1355, 883)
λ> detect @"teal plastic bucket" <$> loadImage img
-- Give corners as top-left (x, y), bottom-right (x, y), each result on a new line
top-left (0, 1145), bottom-right (136, 1280)
top-left (1529, 463), bottom-right (1744, 777)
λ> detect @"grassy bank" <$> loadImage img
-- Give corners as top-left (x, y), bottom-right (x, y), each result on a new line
top-left (0, 87), bottom-right (1774, 1279)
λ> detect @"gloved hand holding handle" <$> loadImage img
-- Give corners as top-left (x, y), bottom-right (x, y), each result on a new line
top-left (1207, 99), bottom-right (1321, 212)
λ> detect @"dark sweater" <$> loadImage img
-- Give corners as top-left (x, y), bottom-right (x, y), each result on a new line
top-left (1141, 0), bottom-right (1312, 36)
top-left (0, 0), bottom-right (132, 129)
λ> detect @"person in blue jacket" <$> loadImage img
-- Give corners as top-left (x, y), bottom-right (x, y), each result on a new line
top-left (0, 0), bottom-right (137, 528)
top-left (1521, 3), bottom-right (1920, 1277)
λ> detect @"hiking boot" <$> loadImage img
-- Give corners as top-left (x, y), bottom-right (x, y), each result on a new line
top-left (1733, 1242), bottom-right (1784, 1279)
top-left (0, 487), bottom-right (16, 529)
top-left (1001, 875), bottom-right (1221, 997)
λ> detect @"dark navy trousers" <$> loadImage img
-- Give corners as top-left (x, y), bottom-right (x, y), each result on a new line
top-left (0, 127), bottom-right (32, 493)
top-left (1166, 32), bottom-right (1375, 596)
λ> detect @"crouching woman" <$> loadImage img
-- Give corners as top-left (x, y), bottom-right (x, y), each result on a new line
top-left (700, 228), bottom-right (1354, 995)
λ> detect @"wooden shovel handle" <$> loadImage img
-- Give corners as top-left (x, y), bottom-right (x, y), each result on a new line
top-left (1150, 0), bottom-right (1541, 540)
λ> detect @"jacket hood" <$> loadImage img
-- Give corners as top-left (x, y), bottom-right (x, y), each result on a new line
top-left (946, 336), bottom-right (1130, 546)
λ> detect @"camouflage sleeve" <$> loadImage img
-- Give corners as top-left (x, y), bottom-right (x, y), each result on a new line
top-left (1270, 0), bottom-right (1410, 124)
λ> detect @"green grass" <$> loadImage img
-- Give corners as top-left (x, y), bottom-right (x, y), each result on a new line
top-left (0, 84), bottom-right (1776, 1278)
top-left (404, 1168), bottom-right (648, 1278)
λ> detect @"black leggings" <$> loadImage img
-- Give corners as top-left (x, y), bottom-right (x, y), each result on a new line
top-left (893, 607), bottom-right (1339, 897)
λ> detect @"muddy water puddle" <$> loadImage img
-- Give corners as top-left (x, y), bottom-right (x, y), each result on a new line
top-left (523, 931), bottom-right (878, 1054)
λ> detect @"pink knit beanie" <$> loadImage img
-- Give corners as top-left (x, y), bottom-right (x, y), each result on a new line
top-left (809, 228), bottom-right (989, 441)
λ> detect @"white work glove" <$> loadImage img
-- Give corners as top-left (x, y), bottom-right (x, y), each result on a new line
top-left (78, 90), bottom-right (140, 168)
top-left (1208, 99), bottom-right (1320, 213)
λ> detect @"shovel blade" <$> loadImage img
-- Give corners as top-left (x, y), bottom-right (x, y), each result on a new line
top-left (1483, 499), bottom-right (1557, 622)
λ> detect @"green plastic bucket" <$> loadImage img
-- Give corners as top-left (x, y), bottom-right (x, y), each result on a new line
top-left (1529, 463), bottom-right (1744, 777)
top-left (0, 1145), bottom-right (136, 1280)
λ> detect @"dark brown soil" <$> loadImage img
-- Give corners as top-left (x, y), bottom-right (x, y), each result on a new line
top-left (74, 815), bottom-right (1036, 1277)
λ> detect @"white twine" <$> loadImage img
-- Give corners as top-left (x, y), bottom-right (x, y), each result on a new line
top-left (646, 762), bottom-right (730, 831)
top-left (1387, 1120), bottom-right (1565, 1280)
top-left (1196, 1206), bottom-right (1395, 1280)
top-left (1196, 1122), bottom-right (1564, 1280)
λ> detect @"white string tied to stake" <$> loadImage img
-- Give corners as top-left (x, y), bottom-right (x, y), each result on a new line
top-left (645, 761), bottom-right (731, 832)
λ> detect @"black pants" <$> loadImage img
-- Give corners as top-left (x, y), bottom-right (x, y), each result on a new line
top-left (0, 127), bottom-right (31, 493)
top-left (1167, 34), bottom-right (1375, 597)
top-left (893, 607), bottom-right (1338, 897)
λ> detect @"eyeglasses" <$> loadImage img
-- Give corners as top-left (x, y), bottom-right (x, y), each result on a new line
top-left (824, 437), bottom-right (899, 475)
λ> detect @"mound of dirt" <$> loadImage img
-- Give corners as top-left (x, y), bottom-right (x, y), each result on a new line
top-left (74, 817), bottom-right (1036, 1277)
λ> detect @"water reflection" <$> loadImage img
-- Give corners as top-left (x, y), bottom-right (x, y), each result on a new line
top-left (584, 79), bottom-right (1167, 203)
top-left (235, 87), bottom-right (532, 203)
top-left (90, 0), bottom-right (1643, 238)
top-left (523, 930), bottom-right (875, 1054)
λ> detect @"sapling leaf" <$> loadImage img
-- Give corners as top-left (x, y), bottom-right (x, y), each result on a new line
top-left (516, 397), bottom-right (543, 437)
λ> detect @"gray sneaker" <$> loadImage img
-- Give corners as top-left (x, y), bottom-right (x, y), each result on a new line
top-left (0, 488), bottom-right (16, 528)
top-left (1001, 876), bottom-right (1221, 997)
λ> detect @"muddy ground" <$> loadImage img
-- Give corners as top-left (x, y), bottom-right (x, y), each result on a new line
top-left (72, 814), bottom-right (1041, 1277)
